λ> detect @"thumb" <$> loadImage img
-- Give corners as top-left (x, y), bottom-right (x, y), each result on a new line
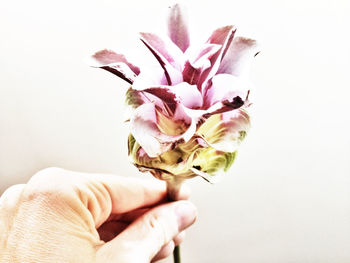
top-left (97, 200), bottom-right (197, 263)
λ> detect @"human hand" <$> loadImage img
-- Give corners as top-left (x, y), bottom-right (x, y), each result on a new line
top-left (0, 168), bottom-right (197, 263)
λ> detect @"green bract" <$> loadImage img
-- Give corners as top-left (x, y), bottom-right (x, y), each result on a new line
top-left (127, 107), bottom-right (245, 183)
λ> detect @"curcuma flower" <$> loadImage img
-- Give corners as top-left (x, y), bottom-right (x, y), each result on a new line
top-left (90, 3), bottom-right (259, 194)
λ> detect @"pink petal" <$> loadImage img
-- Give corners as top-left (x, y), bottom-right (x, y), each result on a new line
top-left (90, 49), bottom-right (140, 84)
top-left (207, 25), bottom-right (236, 47)
top-left (186, 44), bottom-right (222, 69)
top-left (140, 33), bottom-right (184, 68)
top-left (172, 103), bottom-right (193, 126)
top-left (170, 82), bottom-right (203, 109)
top-left (126, 87), bottom-right (171, 110)
top-left (128, 85), bottom-right (197, 132)
top-left (132, 66), bottom-right (169, 90)
top-left (142, 86), bottom-right (178, 114)
top-left (203, 97), bottom-right (245, 117)
top-left (182, 95), bottom-right (245, 122)
top-left (204, 73), bottom-right (249, 107)
top-left (131, 103), bottom-right (166, 157)
top-left (143, 82), bottom-right (203, 109)
top-left (91, 49), bottom-right (140, 74)
top-left (167, 2), bottom-right (190, 52)
top-left (141, 82), bottom-right (202, 112)
top-left (182, 61), bottom-right (200, 86)
top-left (126, 87), bottom-right (182, 119)
top-left (218, 37), bottom-right (260, 77)
top-left (171, 106), bottom-right (197, 142)
top-left (130, 103), bottom-right (196, 157)
top-left (140, 32), bottom-right (185, 85)
top-left (198, 25), bottom-right (236, 90)
top-left (182, 44), bottom-right (221, 85)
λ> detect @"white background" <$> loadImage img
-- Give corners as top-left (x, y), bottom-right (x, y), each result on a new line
top-left (1, 0), bottom-right (350, 262)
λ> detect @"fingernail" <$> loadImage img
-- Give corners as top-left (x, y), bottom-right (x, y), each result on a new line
top-left (175, 201), bottom-right (197, 231)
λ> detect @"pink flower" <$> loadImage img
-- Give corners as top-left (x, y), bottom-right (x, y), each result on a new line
top-left (90, 3), bottom-right (259, 183)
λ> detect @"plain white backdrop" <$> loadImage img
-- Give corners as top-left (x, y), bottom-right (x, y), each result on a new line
top-left (1, 0), bottom-right (350, 262)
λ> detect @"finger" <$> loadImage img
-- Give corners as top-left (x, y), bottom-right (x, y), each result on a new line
top-left (98, 217), bottom-right (186, 245)
top-left (0, 184), bottom-right (26, 212)
top-left (84, 173), bottom-right (190, 213)
top-left (151, 231), bottom-right (186, 262)
top-left (96, 200), bottom-right (197, 263)
top-left (151, 241), bottom-right (175, 262)
top-left (151, 232), bottom-right (186, 262)
top-left (27, 168), bottom-right (190, 228)
top-left (0, 184), bottom-right (26, 247)
top-left (84, 174), bottom-right (190, 227)
top-left (98, 222), bottom-right (185, 250)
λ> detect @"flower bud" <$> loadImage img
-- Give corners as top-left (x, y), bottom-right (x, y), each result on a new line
top-left (90, 3), bottom-right (259, 186)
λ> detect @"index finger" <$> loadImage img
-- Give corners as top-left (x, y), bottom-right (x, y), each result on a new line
top-left (87, 172), bottom-right (190, 213)
top-left (26, 168), bottom-right (190, 227)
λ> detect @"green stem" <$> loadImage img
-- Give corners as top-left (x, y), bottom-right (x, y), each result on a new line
top-left (166, 178), bottom-right (184, 201)
top-left (173, 245), bottom-right (181, 263)
top-left (166, 178), bottom-right (184, 263)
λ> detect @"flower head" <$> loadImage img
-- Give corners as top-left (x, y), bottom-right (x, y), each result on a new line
top-left (90, 3), bottom-right (259, 183)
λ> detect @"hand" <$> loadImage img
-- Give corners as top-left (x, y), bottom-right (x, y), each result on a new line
top-left (0, 168), bottom-right (197, 263)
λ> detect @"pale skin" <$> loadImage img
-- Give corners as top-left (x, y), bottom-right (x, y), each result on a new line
top-left (0, 168), bottom-right (197, 263)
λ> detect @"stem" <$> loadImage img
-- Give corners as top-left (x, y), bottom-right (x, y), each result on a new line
top-left (166, 178), bottom-right (184, 201)
top-left (166, 178), bottom-right (184, 263)
top-left (173, 245), bottom-right (181, 263)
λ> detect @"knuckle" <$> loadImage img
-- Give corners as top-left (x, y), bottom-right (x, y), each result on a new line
top-left (0, 184), bottom-right (26, 209)
top-left (23, 167), bottom-right (72, 203)
top-left (30, 167), bottom-right (65, 182)
top-left (22, 186), bottom-right (59, 204)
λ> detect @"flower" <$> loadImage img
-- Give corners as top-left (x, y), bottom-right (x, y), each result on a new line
top-left (90, 3), bottom-right (259, 184)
